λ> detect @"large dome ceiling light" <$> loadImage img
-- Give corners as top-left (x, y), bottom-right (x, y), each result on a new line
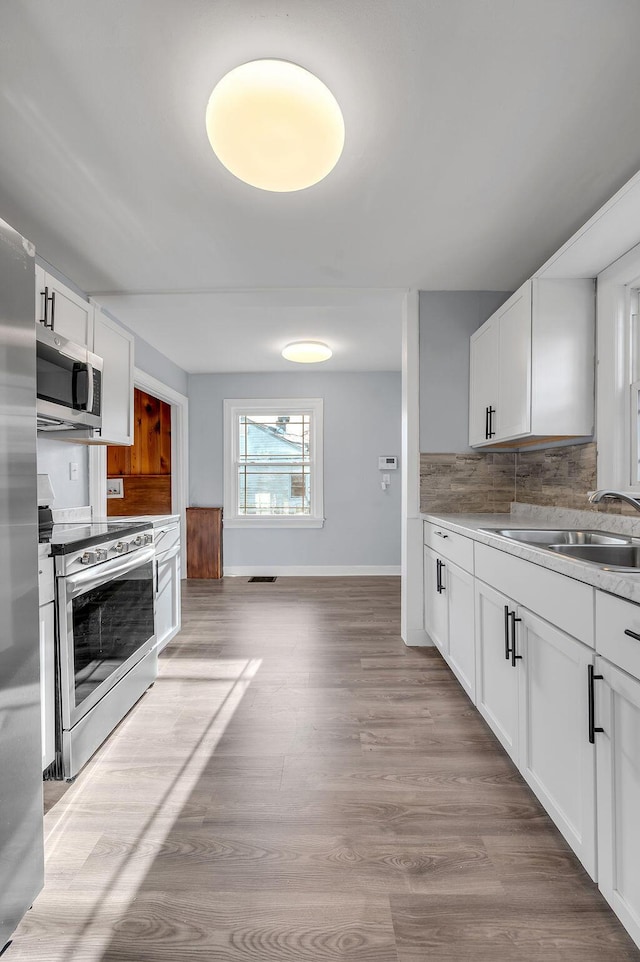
top-left (205, 59), bottom-right (345, 192)
top-left (282, 341), bottom-right (333, 363)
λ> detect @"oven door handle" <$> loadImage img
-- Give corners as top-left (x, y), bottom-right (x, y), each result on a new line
top-left (64, 546), bottom-right (155, 598)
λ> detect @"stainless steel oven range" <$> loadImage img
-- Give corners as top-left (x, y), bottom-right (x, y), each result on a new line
top-left (45, 521), bottom-right (158, 779)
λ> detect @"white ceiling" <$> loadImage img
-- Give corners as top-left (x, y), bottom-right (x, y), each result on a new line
top-left (97, 288), bottom-right (406, 373)
top-left (2, 0), bottom-right (640, 372)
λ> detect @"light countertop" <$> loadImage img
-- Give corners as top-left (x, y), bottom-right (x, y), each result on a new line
top-left (97, 514), bottom-right (181, 528)
top-left (420, 504), bottom-right (640, 605)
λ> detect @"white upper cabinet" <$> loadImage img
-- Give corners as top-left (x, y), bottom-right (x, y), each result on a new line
top-left (35, 264), bottom-right (94, 348)
top-left (469, 277), bottom-right (594, 447)
top-left (468, 318), bottom-right (499, 446)
top-left (92, 308), bottom-right (135, 446)
top-left (495, 283), bottom-right (531, 440)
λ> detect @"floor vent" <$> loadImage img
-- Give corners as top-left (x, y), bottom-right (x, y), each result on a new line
top-left (248, 576), bottom-right (277, 583)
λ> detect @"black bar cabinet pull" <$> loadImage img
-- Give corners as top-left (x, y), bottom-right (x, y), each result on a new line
top-left (487, 406), bottom-right (496, 439)
top-left (504, 605), bottom-right (511, 660)
top-left (41, 286), bottom-right (50, 328)
top-left (436, 558), bottom-right (441, 593)
top-left (624, 628), bottom-right (640, 642)
top-left (588, 664), bottom-right (604, 744)
top-left (484, 406), bottom-right (490, 440)
top-left (49, 290), bottom-right (56, 330)
top-left (509, 611), bottom-right (522, 667)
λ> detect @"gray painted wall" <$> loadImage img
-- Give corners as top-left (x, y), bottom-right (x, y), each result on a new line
top-left (107, 313), bottom-right (188, 397)
top-left (419, 291), bottom-right (511, 452)
top-left (189, 371), bottom-right (401, 568)
top-left (37, 437), bottom-right (89, 508)
top-left (133, 333), bottom-right (188, 396)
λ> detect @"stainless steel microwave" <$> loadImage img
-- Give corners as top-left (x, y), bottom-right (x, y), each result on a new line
top-left (36, 325), bottom-right (103, 433)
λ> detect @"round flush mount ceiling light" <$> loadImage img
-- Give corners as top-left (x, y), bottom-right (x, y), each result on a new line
top-left (205, 59), bottom-right (345, 192)
top-left (282, 341), bottom-right (333, 363)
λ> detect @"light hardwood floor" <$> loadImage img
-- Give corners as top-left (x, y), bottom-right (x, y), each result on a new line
top-left (7, 577), bottom-right (640, 961)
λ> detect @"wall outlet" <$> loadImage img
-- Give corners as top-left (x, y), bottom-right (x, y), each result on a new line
top-left (107, 478), bottom-right (124, 498)
top-left (69, 462), bottom-right (79, 481)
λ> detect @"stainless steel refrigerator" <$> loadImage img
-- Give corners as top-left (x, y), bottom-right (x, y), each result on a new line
top-left (0, 218), bottom-right (44, 949)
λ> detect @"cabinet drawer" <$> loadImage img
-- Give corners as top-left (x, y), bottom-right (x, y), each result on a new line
top-left (475, 542), bottom-right (594, 646)
top-left (155, 523), bottom-right (180, 555)
top-left (423, 522), bottom-right (474, 573)
top-left (595, 591), bottom-right (640, 681)
top-left (38, 546), bottom-right (54, 606)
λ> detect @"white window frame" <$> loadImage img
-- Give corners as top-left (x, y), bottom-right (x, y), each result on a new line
top-left (223, 397), bottom-right (324, 528)
top-left (597, 241), bottom-right (640, 491)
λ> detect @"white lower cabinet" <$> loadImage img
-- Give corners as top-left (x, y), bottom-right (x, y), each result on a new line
top-left (156, 544), bottom-right (182, 652)
top-left (475, 581), bottom-right (597, 876)
top-left (518, 609), bottom-right (597, 878)
top-left (421, 521), bottom-right (640, 950)
top-left (446, 562), bottom-right (476, 700)
top-left (595, 655), bottom-right (640, 947)
top-left (424, 545), bottom-right (475, 700)
top-left (423, 545), bottom-right (448, 655)
top-left (475, 580), bottom-right (520, 761)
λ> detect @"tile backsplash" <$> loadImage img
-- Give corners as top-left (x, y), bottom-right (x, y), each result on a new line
top-left (420, 452), bottom-right (516, 514)
top-left (419, 441), bottom-right (634, 515)
top-left (515, 442), bottom-right (596, 511)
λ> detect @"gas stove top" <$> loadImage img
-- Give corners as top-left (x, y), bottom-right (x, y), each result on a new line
top-left (41, 520), bottom-right (150, 553)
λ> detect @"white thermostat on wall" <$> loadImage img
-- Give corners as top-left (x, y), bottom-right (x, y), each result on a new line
top-left (378, 456), bottom-right (398, 470)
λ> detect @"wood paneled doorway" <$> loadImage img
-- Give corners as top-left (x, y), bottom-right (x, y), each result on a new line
top-left (107, 388), bottom-right (172, 516)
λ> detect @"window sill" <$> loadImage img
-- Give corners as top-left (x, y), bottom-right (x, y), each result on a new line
top-left (224, 517), bottom-right (325, 529)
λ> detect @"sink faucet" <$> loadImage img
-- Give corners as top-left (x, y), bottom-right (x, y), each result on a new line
top-left (588, 490), bottom-right (640, 512)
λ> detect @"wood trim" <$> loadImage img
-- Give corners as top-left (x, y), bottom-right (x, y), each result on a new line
top-left (134, 369), bottom-right (189, 561)
top-left (107, 475), bottom-right (171, 516)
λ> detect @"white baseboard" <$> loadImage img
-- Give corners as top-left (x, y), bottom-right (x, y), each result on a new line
top-left (224, 565), bottom-right (401, 577)
top-left (402, 628), bottom-right (433, 647)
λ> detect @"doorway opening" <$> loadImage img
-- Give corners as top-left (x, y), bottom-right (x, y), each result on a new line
top-left (106, 388), bottom-right (172, 516)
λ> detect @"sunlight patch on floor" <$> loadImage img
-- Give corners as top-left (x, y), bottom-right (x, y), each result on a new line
top-left (33, 657), bottom-right (262, 962)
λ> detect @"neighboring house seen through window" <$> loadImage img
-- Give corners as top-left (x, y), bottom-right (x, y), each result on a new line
top-left (223, 398), bottom-right (324, 527)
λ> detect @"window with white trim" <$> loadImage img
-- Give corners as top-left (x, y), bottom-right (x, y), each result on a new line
top-left (223, 398), bottom-right (324, 528)
top-left (596, 243), bottom-right (640, 492)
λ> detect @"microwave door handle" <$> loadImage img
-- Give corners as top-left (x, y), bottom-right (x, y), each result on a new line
top-left (86, 362), bottom-right (94, 414)
top-left (71, 365), bottom-right (89, 410)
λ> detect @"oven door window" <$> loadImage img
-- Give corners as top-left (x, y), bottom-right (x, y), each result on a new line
top-left (71, 560), bottom-right (154, 708)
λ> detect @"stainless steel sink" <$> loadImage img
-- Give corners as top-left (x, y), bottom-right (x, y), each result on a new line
top-left (478, 527), bottom-right (640, 571)
top-left (548, 544), bottom-right (640, 569)
top-left (480, 528), bottom-right (630, 546)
